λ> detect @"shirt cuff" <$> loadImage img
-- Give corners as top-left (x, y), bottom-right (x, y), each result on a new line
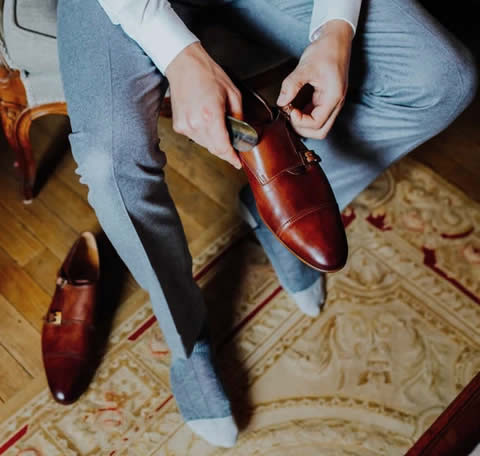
top-left (309, 0), bottom-right (362, 41)
top-left (137, 3), bottom-right (200, 74)
top-left (99, 0), bottom-right (199, 74)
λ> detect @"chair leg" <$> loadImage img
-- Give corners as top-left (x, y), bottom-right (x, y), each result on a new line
top-left (0, 101), bottom-right (34, 201)
top-left (15, 103), bottom-right (69, 203)
top-left (0, 65), bottom-right (34, 201)
top-left (14, 108), bottom-right (36, 203)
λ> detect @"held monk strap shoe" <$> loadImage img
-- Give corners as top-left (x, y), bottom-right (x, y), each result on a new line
top-left (42, 232), bottom-right (100, 405)
top-left (234, 88), bottom-right (348, 272)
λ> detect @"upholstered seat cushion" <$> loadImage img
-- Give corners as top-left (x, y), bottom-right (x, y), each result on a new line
top-left (2, 0), bottom-right (59, 74)
top-left (15, 0), bottom-right (57, 38)
top-left (1, 0), bottom-right (64, 106)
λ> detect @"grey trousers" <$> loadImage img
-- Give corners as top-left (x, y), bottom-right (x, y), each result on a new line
top-left (57, 0), bottom-right (477, 358)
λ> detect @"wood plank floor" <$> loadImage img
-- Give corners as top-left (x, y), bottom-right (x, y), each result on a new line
top-left (0, 82), bottom-right (478, 407)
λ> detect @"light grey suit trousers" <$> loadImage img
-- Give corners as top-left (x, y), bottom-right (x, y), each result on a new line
top-left (57, 0), bottom-right (477, 358)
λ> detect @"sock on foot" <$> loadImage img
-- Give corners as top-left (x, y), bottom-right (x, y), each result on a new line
top-left (170, 339), bottom-right (238, 447)
top-left (289, 274), bottom-right (325, 317)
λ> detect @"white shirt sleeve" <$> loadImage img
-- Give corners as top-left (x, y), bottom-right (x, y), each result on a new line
top-left (309, 0), bottom-right (363, 41)
top-left (97, 0), bottom-right (199, 74)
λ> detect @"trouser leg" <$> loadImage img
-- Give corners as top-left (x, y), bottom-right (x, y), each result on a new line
top-left (57, 0), bottom-right (206, 358)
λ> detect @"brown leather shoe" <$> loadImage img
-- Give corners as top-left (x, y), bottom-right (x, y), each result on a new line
top-left (238, 89), bottom-right (348, 272)
top-left (42, 232), bottom-right (100, 404)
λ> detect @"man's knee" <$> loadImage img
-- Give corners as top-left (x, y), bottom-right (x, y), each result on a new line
top-left (411, 39), bottom-right (477, 129)
top-left (69, 129), bottom-right (167, 205)
top-left (453, 49), bottom-right (478, 112)
top-left (69, 132), bottom-right (111, 189)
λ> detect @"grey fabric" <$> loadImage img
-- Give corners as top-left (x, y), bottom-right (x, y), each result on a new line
top-left (1, 0), bottom-right (64, 106)
top-left (170, 336), bottom-right (238, 447)
top-left (2, 0), bottom-right (59, 73)
top-left (15, 0), bottom-right (57, 38)
top-left (56, 0), bottom-right (477, 360)
top-left (170, 338), bottom-right (232, 420)
top-left (20, 70), bottom-right (65, 106)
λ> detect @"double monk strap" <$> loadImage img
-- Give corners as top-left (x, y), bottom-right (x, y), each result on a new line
top-left (41, 232), bottom-right (100, 404)
top-left (237, 89), bottom-right (348, 272)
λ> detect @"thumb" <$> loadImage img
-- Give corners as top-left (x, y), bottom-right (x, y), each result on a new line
top-left (277, 69), bottom-right (306, 106)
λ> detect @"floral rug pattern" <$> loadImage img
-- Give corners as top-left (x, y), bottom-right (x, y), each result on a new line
top-left (1, 158), bottom-right (479, 455)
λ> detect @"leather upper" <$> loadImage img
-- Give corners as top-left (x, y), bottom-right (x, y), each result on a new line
top-left (41, 232), bottom-right (99, 404)
top-left (42, 282), bottom-right (96, 360)
top-left (240, 104), bottom-right (348, 272)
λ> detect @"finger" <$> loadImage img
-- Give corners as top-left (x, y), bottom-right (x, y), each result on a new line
top-left (277, 69), bottom-right (307, 107)
top-left (291, 125), bottom-right (327, 139)
top-left (208, 115), bottom-right (242, 169)
top-left (292, 99), bottom-right (344, 139)
top-left (290, 96), bottom-right (341, 130)
top-left (315, 98), bottom-right (344, 137)
top-left (226, 86), bottom-right (243, 120)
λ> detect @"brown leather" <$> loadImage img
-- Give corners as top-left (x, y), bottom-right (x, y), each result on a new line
top-left (239, 90), bottom-right (348, 272)
top-left (42, 232), bottom-right (100, 405)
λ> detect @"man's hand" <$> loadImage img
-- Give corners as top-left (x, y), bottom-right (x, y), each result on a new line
top-left (166, 42), bottom-right (242, 169)
top-left (277, 20), bottom-right (353, 139)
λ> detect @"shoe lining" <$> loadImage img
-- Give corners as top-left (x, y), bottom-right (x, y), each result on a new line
top-left (241, 87), bottom-right (274, 126)
top-left (64, 233), bottom-right (100, 282)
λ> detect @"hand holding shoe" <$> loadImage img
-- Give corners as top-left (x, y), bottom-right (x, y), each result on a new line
top-left (166, 42), bottom-right (243, 169)
top-left (237, 87), bottom-right (348, 272)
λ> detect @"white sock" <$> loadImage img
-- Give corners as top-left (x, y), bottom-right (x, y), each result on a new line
top-left (290, 275), bottom-right (326, 317)
top-left (187, 416), bottom-right (238, 448)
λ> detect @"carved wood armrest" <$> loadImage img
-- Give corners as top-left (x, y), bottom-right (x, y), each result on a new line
top-left (0, 63), bottom-right (68, 201)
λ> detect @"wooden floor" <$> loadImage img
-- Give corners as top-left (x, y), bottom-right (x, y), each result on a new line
top-left (0, 83), bottom-right (478, 407)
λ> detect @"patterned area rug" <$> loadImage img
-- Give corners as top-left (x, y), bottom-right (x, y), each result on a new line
top-left (1, 158), bottom-right (479, 455)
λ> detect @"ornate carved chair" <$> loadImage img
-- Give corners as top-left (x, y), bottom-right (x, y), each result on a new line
top-left (0, 0), bottom-right (67, 203)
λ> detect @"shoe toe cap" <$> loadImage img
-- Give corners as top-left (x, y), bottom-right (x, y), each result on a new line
top-left (44, 356), bottom-right (91, 405)
top-left (280, 207), bottom-right (348, 272)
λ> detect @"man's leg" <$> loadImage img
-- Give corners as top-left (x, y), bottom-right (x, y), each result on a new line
top-left (57, 0), bottom-right (237, 446)
top-left (58, 0), bottom-right (203, 360)
top-left (230, 0), bottom-right (477, 304)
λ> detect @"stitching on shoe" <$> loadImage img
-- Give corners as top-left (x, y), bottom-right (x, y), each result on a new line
top-left (240, 116), bottom-right (304, 185)
top-left (276, 203), bottom-right (337, 238)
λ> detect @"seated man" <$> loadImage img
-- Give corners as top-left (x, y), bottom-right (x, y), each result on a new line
top-left (56, 0), bottom-right (477, 448)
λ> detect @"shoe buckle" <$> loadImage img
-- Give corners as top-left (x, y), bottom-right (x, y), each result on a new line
top-left (304, 150), bottom-right (321, 165)
top-left (47, 311), bottom-right (62, 325)
top-left (281, 103), bottom-right (294, 120)
top-left (56, 277), bottom-right (68, 288)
